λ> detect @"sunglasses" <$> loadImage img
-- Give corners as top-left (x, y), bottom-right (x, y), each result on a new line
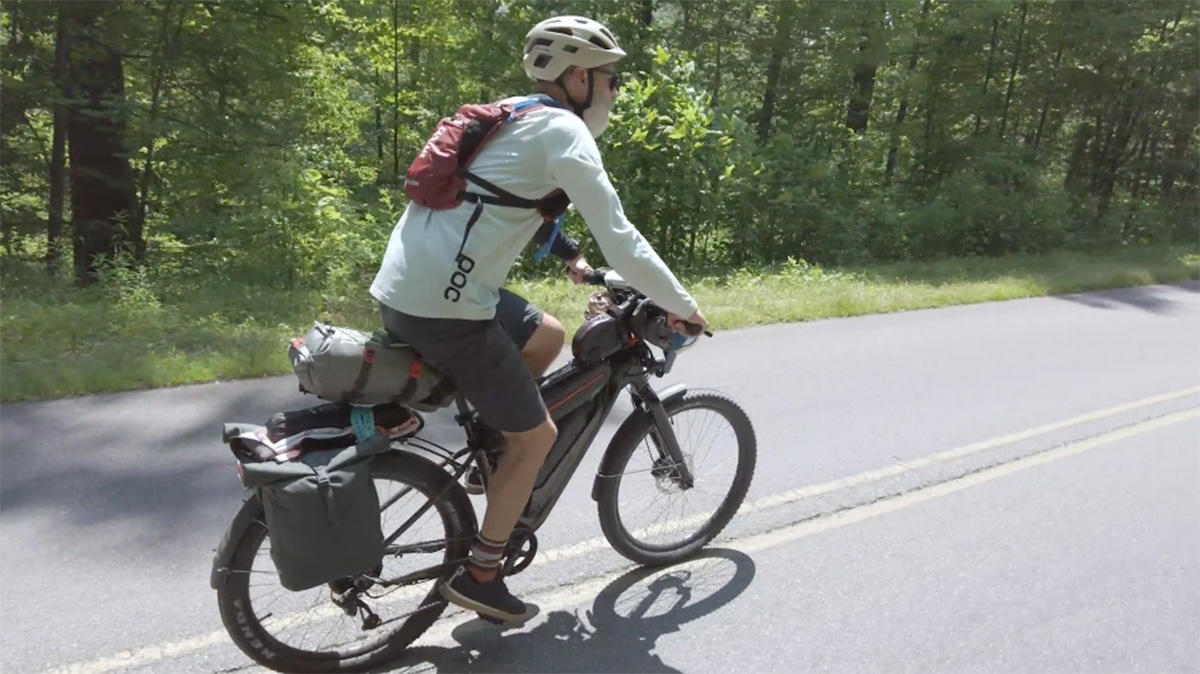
top-left (592, 68), bottom-right (621, 92)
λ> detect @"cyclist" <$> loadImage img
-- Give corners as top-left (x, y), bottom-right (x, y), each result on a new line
top-left (370, 15), bottom-right (708, 623)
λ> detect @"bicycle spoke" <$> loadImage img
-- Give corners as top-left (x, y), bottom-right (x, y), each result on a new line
top-left (614, 403), bottom-right (742, 550)
top-left (219, 455), bottom-right (472, 667)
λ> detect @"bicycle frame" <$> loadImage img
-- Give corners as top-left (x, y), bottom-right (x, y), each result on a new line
top-left (533, 361), bottom-right (687, 530)
top-left (432, 341), bottom-right (694, 535)
top-left (353, 343), bottom-right (691, 590)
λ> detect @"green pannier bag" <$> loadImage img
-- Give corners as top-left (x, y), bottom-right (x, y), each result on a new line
top-left (228, 424), bottom-right (391, 592)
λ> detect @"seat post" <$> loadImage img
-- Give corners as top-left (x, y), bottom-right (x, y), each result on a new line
top-left (452, 393), bottom-right (474, 426)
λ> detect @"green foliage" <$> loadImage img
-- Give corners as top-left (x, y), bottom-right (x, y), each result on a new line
top-left (1, 0), bottom-right (1197, 316)
top-left (603, 47), bottom-right (737, 267)
top-left (4, 243), bottom-right (1196, 402)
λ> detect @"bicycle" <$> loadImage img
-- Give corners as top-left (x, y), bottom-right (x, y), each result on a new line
top-left (211, 268), bottom-right (758, 673)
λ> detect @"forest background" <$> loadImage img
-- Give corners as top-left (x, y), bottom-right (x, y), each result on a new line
top-left (1, 0), bottom-right (1197, 401)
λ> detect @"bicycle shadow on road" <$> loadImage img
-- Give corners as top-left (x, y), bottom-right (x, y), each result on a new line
top-left (385, 548), bottom-right (757, 674)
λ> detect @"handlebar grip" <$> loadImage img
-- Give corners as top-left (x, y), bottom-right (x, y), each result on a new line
top-left (678, 321), bottom-right (714, 338)
top-left (582, 269), bottom-right (609, 286)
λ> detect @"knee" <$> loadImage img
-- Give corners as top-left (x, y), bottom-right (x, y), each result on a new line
top-left (521, 314), bottom-right (566, 378)
top-left (530, 313), bottom-right (566, 356)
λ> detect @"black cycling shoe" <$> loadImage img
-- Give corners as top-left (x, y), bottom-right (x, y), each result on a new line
top-left (439, 565), bottom-right (535, 623)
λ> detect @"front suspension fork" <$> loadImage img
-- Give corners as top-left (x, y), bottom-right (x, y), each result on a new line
top-left (635, 385), bottom-right (695, 489)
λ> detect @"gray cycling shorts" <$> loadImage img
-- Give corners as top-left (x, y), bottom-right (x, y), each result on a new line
top-left (379, 288), bottom-right (548, 433)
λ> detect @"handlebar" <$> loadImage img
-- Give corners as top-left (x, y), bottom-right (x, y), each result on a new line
top-left (580, 268), bottom-right (608, 286)
top-left (582, 268), bottom-right (712, 338)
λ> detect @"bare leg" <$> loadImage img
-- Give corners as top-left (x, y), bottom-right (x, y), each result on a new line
top-left (474, 315), bottom-right (563, 542)
top-left (477, 414), bottom-right (557, 545)
top-left (519, 313), bottom-right (565, 378)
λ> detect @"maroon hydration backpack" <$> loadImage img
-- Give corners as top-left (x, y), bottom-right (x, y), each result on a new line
top-left (403, 95), bottom-right (570, 222)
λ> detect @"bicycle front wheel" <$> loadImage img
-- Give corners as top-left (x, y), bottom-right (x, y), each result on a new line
top-left (596, 390), bottom-right (757, 566)
top-left (215, 450), bottom-right (475, 673)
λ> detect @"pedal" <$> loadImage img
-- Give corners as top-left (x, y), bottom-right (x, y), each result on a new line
top-left (474, 602), bottom-right (539, 628)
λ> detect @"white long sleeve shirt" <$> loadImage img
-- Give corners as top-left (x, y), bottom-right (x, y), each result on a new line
top-left (370, 95), bottom-right (698, 321)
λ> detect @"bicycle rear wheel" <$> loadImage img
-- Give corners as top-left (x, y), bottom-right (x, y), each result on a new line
top-left (216, 450), bottom-right (475, 673)
top-left (596, 390), bottom-right (756, 566)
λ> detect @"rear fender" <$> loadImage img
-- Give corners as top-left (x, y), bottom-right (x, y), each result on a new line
top-left (210, 495), bottom-right (263, 589)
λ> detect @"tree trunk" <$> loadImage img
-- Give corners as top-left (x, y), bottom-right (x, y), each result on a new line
top-left (845, 8), bottom-right (879, 134)
top-left (392, 0), bottom-right (400, 185)
top-left (1064, 122), bottom-right (1094, 191)
top-left (64, 1), bottom-right (141, 286)
top-left (710, 0), bottom-right (725, 109)
top-left (680, 1), bottom-right (692, 50)
top-left (657, 213), bottom-right (669, 261)
top-left (998, 1), bottom-right (1028, 140)
top-left (1161, 129), bottom-right (1188, 197)
top-left (756, 0), bottom-right (797, 144)
top-left (1032, 38), bottom-right (1065, 150)
top-left (885, 0), bottom-right (932, 185)
top-left (1127, 133), bottom-right (1150, 208)
top-left (375, 68), bottom-right (383, 162)
top-left (1128, 136), bottom-right (1148, 199)
top-left (0, 0), bottom-right (33, 264)
top-left (478, 0), bottom-right (498, 102)
top-left (921, 87), bottom-right (938, 186)
top-left (884, 101), bottom-right (910, 185)
top-left (136, 3), bottom-right (184, 251)
top-left (973, 18), bottom-right (1000, 136)
top-left (640, 0), bottom-right (653, 27)
top-left (1095, 100), bottom-right (1140, 219)
top-left (846, 60), bottom-right (877, 134)
top-left (0, 0), bottom-right (27, 140)
top-left (48, 5), bottom-right (69, 274)
top-left (1089, 118), bottom-right (1115, 193)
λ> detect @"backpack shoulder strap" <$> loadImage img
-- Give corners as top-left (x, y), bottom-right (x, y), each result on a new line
top-left (507, 94), bottom-right (570, 119)
top-left (523, 93), bottom-right (571, 111)
top-left (511, 98), bottom-right (544, 114)
top-left (458, 94), bottom-right (573, 209)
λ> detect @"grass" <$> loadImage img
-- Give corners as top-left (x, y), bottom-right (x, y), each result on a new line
top-left (2, 244), bottom-right (1197, 403)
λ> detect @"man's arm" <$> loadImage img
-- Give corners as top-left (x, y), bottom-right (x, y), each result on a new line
top-left (543, 121), bottom-right (698, 318)
top-left (531, 219), bottom-right (581, 261)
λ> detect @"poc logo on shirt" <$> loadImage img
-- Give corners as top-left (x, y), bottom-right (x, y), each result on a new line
top-left (444, 253), bottom-right (475, 302)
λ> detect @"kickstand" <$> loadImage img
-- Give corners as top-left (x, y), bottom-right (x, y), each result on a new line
top-left (332, 586), bottom-right (382, 630)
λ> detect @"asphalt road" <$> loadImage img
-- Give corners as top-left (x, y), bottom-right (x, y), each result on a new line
top-left (2, 281), bottom-right (1198, 674)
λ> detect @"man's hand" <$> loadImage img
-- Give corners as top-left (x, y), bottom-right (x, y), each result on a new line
top-left (566, 255), bottom-right (592, 284)
top-left (668, 309), bottom-right (709, 336)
